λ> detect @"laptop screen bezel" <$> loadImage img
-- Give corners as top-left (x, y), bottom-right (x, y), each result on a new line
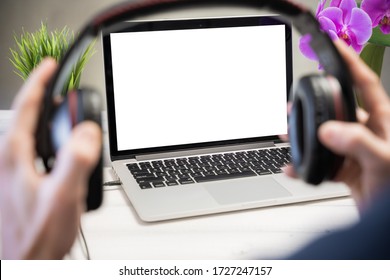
top-left (103, 15), bottom-right (292, 161)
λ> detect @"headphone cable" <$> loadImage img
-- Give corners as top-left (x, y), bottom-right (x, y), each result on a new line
top-left (79, 221), bottom-right (91, 260)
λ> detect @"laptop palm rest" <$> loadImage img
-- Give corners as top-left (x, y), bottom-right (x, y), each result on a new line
top-left (205, 177), bottom-right (292, 205)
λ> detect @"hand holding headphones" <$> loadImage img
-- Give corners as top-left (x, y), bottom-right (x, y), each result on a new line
top-left (288, 39), bottom-right (390, 211)
top-left (0, 58), bottom-right (102, 259)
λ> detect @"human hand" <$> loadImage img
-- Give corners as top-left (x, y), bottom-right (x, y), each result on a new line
top-left (0, 58), bottom-right (102, 259)
top-left (285, 40), bottom-right (390, 212)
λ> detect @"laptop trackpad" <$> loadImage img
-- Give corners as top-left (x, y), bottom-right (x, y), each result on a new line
top-left (205, 177), bottom-right (292, 205)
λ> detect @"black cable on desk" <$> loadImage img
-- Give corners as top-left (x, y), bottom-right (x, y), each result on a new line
top-left (78, 180), bottom-right (123, 259)
top-left (103, 180), bottom-right (122, 186)
top-left (79, 222), bottom-right (91, 260)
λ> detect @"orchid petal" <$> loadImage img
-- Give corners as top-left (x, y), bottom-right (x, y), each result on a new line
top-left (320, 7), bottom-right (343, 30)
top-left (327, 30), bottom-right (339, 41)
top-left (348, 8), bottom-right (373, 44)
top-left (361, 0), bottom-right (390, 26)
top-left (316, 0), bottom-right (328, 18)
top-left (380, 23), bottom-right (390, 34)
top-left (330, 0), bottom-right (342, 7)
top-left (299, 34), bottom-right (318, 61)
top-left (338, 0), bottom-right (357, 23)
top-left (346, 30), bottom-right (364, 53)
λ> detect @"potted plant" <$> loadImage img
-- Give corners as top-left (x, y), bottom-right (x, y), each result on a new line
top-left (9, 22), bottom-right (95, 96)
top-left (299, 0), bottom-right (390, 76)
top-left (298, 0), bottom-right (390, 107)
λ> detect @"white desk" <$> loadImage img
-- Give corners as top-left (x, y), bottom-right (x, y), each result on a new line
top-left (72, 177), bottom-right (358, 260)
top-left (0, 110), bottom-right (359, 260)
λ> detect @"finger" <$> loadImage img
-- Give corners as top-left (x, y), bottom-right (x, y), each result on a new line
top-left (280, 102), bottom-right (293, 142)
top-left (48, 122), bottom-right (102, 197)
top-left (11, 58), bottom-right (57, 135)
top-left (318, 121), bottom-right (385, 161)
top-left (356, 107), bottom-right (369, 124)
top-left (333, 40), bottom-right (389, 112)
top-left (287, 101), bottom-right (292, 115)
top-left (281, 164), bottom-right (298, 179)
top-left (279, 134), bottom-right (289, 142)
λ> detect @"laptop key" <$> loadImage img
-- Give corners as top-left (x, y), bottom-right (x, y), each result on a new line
top-left (133, 173), bottom-right (155, 179)
top-left (179, 178), bottom-right (195, 185)
top-left (190, 172), bottom-right (203, 177)
top-left (132, 171), bottom-right (154, 177)
top-left (193, 170), bottom-right (256, 183)
top-left (139, 182), bottom-right (152, 189)
top-left (215, 169), bottom-right (229, 175)
top-left (255, 170), bottom-right (273, 176)
top-left (127, 163), bottom-right (140, 171)
top-left (166, 180), bottom-right (179, 186)
top-left (270, 168), bottom-right (283, 174)
top-left (137, 177), bottom-right (163, 184)
top-left (152, 182), bottom-right (166, 188)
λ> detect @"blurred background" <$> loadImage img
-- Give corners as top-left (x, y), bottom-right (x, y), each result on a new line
top-left (0, 0), bottom-right (389, 109)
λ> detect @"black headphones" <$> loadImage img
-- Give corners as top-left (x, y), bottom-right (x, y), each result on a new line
top-left (36, 0), bottom-right (356, 210)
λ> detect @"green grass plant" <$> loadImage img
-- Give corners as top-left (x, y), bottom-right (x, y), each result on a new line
top-left (10, 22), bottom-right (95, 96)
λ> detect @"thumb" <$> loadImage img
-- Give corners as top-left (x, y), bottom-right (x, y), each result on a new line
top-left (318, 121), bottom-right (382, 161)
top-left (50, 121), bottom-right (102, 194)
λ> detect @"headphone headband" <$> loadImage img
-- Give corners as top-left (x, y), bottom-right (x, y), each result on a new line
top-left (38, 0), bottom-right (355, 166)
top-left (91, 0), bottom-right (306, 29)
top-left (48, 0), bottom-right (351, 103)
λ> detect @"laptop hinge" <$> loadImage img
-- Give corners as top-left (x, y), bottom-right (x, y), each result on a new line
top-left (135, 141), bottom-right (276, 161)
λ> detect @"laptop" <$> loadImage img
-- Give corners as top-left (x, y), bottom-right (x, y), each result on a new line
top-left (102, 15), bottom-right (349, 222)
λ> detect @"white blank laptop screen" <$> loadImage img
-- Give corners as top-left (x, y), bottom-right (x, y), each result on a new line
top-left (110, 24), bottom-right (287, 151)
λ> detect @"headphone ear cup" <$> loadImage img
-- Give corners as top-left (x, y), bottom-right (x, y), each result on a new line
top-left (78, 88), bottom-right (103, 211)
top-left (50, 93), bottom-right (74, 153)
top-left (289, 75), bottom-right (345, 185)
top-left (51, 88), bottom-right (103, 211)
top-left (51, 89), bottom-right (101, 149)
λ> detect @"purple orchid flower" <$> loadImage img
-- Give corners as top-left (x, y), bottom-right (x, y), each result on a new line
top-left (300, 0), bottom-right (372, 62)
top-left (361, 0), bottom-right (390, 34)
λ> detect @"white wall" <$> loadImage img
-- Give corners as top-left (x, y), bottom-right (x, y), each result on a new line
top-left (0, 0), bottom-right (389, 109)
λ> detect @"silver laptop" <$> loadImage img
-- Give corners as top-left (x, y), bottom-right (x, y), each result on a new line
top-left (102, 16), bottom-right (349, 222)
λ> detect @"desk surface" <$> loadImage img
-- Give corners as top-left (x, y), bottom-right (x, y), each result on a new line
top-left (68, 169), bottom-right (359, 260)
top-left (0, 111), bottom-right (359, 260)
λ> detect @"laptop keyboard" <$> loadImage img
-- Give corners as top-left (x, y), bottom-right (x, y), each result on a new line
top-left (127, 147), bottom-right (291, 189)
